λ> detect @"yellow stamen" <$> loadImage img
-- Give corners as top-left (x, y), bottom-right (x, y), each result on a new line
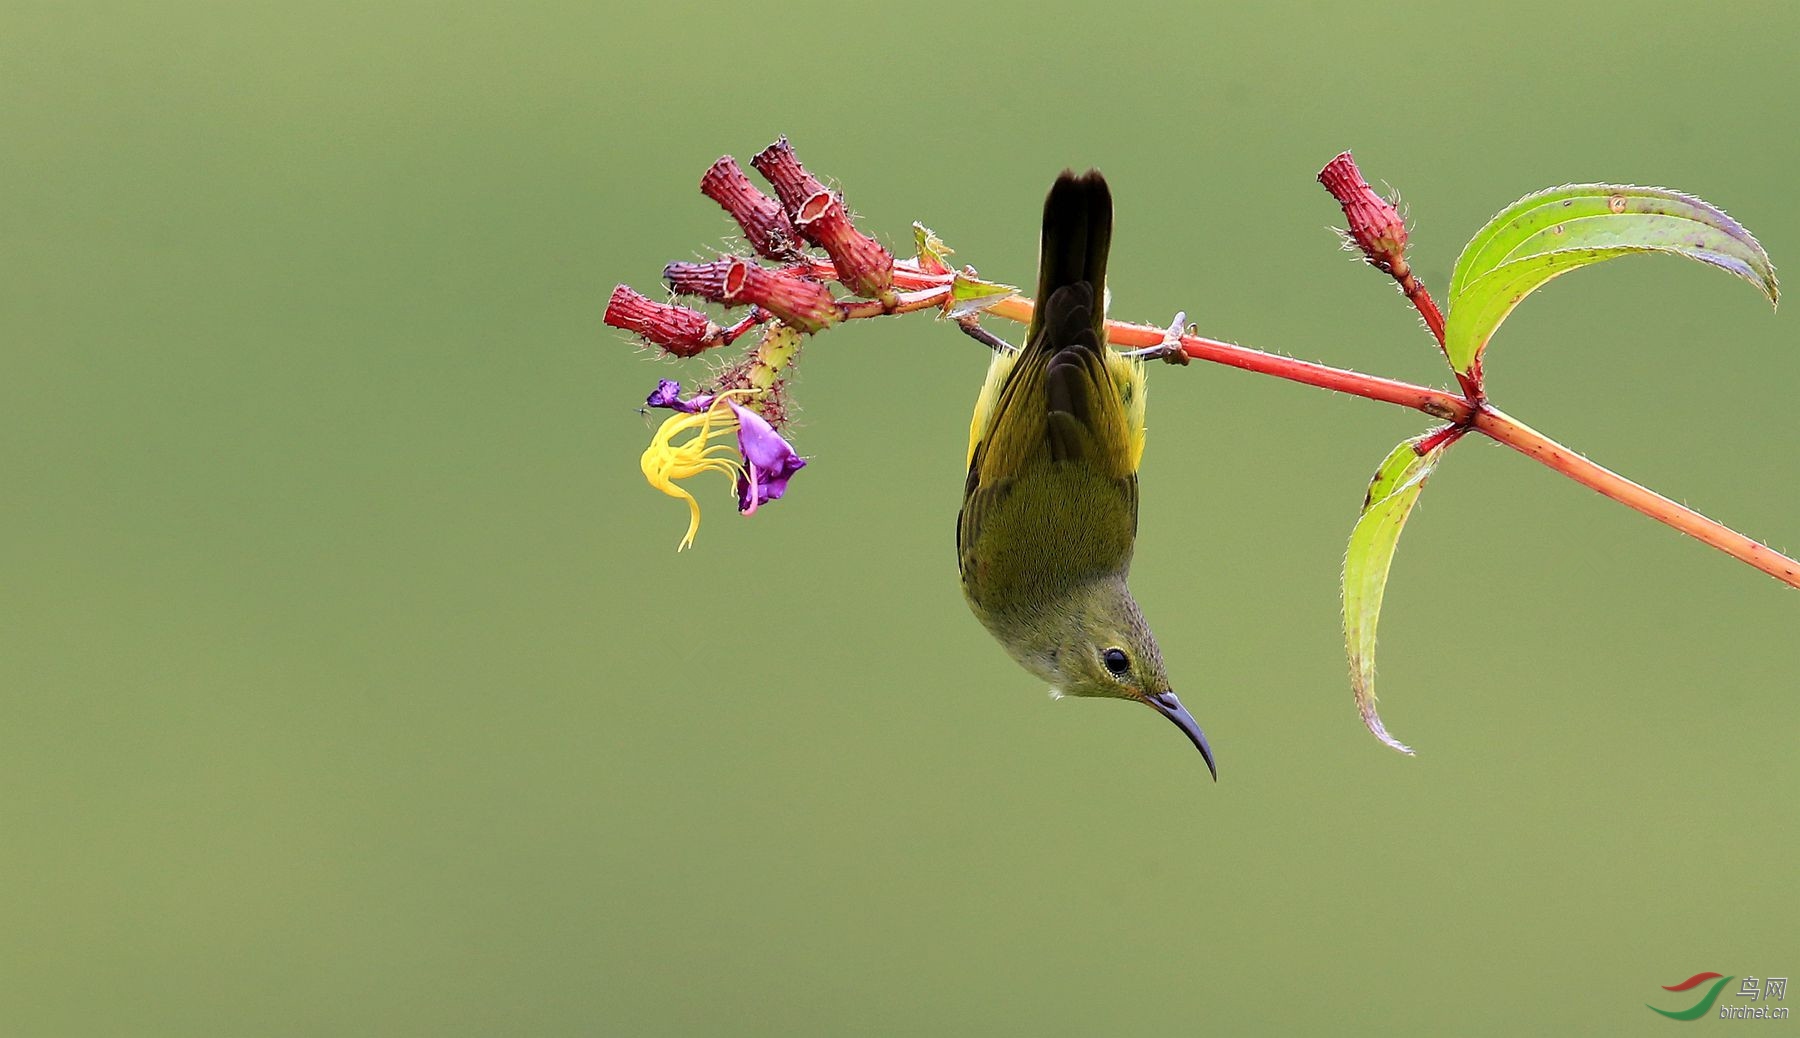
top-left (638, 391), bottom-right (761, 550)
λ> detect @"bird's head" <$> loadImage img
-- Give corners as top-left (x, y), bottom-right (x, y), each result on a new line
top-left (1036, 580), bottom-right (1217, 779)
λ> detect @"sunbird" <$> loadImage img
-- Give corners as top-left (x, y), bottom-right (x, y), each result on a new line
top-left (958, 171), bottom-right (1216, 778)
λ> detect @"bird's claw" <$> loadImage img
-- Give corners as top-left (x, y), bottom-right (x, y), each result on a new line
top-left (1120, 311), bottom-right (1191, 365)
top-left (1156, 311), bottom-right (1191, 365)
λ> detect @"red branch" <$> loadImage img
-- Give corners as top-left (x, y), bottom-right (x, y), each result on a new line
top-left (804, 258), bottom-right (1800, 591)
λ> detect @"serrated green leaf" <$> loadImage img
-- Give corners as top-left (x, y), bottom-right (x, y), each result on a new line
top-left (1344, 435), bottom-right (1448, 754)
top-left (1444, 185), bottom-right (1778, 374)
top-left (945, 271), bottom-right (1018, 319)
top-left (913, 222), bottom-right (954, 275)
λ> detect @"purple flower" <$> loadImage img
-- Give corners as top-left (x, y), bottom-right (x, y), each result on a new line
top-left (726, 400), bottom-right (807, 514)
top-left (645, 379), bottom-right (713, 414)
top-left (638, 381), bottom-right (808, 547)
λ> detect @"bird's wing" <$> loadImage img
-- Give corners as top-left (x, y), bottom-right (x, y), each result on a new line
top-left (959, 284), bottom-right (1141, 574)
top-left (973, 282), bottom-right (1139, 481)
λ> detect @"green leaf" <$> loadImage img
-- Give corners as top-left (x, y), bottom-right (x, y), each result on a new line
top-left (913, 222), bottom-right (954, 275)
top-left (1444, 185), bottom-right (1778, 375)
top-left (1344, 434), bottom-right (1449, 754)
top-left (945, 271), bottom-right (1018, 319)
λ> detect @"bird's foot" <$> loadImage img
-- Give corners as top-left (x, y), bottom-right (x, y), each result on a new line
top-left (1120, 312), bottom-right (1191, 365)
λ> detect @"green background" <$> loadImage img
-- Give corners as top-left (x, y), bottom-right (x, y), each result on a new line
top-left (5, 2), bottom-right (1796, 1034)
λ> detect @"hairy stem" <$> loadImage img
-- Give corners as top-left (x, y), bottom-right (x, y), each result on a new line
top-left (1394, 261), bottom-right (1447, 345)
top-left (988, 300), bottom-right (1799, 591)
top-left (812, 261), bottom-right (1799, 590)
top-left (985, 296), bottom-right (1474, 420)
top-left (1472, 406), bottom-right (1800, 589)
top-left (1384, 257), bottom-right (1483, 401)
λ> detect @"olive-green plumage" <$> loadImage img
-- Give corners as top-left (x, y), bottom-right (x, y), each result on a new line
top-left (958, 171), bottom-right (1215, 776)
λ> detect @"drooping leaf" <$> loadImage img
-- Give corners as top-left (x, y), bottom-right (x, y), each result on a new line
top-left (1344, 434), bottom-right (1449, 754)
top-left (945, 271), bottom-right (1019, 319)
top-left (1444, 185), bottom-right (1778, 375)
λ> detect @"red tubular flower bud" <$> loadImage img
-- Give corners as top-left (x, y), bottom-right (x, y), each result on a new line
top-left (749, 137), bottom-right (828, 215)
top-left (749, 137), bottom-right (894, 298)
top-left (700, 156), bottom-right (803, 261)
top-left (661, 259), bottom-right (730, 298)
top-left (604, 284), bottom-right (722, 357)
top-left (662, 258), bottom-right (840, 334)
top-left (1318, 151), bottom-right (1409, 273)
top-left (794, 190), bottom-right (893, 299)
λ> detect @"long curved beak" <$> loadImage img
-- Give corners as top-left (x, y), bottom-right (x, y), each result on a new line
top-left (1145, 691), bottom-right (1217, 780)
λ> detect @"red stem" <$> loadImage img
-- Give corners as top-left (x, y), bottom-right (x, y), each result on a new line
top-left (803, 260), bottom-right (1800, 591)
top-left (1402, 268), bottom-right (1447, 343)
top-left (1414, 423), bottom-right (1468, 455)
top-left (1473, 405), bottom-right (1800, 588)
top-left (984, 295), bottom-right (1474, 420)
top-left (720, 309), bottom-right (771, 346)
top-left (1389, 260), bottom-right (1482, 401)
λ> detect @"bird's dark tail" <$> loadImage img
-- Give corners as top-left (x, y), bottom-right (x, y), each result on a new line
top-left (1028, 170), bottom-right (1112, 347)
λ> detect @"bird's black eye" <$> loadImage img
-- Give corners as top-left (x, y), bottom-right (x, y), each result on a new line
top-left (1102, 647), bottom-right (1130, 676)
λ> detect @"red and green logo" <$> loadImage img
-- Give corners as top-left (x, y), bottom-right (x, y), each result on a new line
top-left (1648, 972), bottom-right (1734, 1021)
